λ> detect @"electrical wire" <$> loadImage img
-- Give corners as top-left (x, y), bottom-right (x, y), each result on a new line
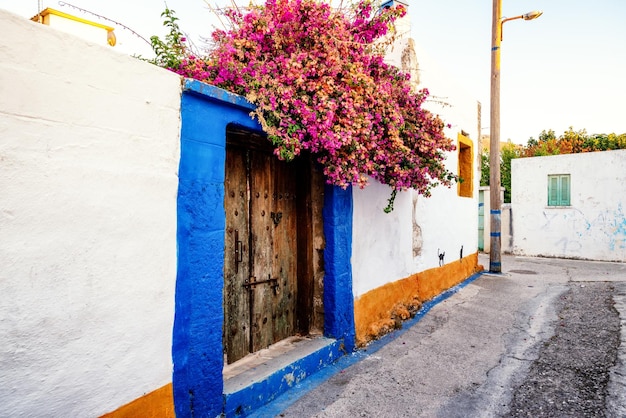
top-left (57, 1), bottom-right (151, 46)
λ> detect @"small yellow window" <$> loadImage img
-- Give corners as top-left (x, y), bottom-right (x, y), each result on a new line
top-left (457, 133), bottom-right (473, 198)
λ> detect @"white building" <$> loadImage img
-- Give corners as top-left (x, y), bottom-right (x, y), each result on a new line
top-left (511, 150), bottom-right (626, 262)
top-left (0, 4), bottom-right (482, 416)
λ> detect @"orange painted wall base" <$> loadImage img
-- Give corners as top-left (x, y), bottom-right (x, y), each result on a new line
top-left (354, 252), bottom-right (482, 346)
top-left (100, 383), bottom-right (174, 418)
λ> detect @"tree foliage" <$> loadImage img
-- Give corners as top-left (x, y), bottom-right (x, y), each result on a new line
top-left (479, 142), bottom-right (520, 203)
top-left (523, 127), bottom-right (626, 156)
top-left (149, 9), bottom-right (187, 69)
top-left (150, 1), bottom-right (458, 211)
top-left (500, 143), bottom-right (521, 203)
top-left (481, 127), bottom-right (626, 203)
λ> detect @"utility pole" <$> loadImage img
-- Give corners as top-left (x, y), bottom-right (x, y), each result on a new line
top-left (489, 2), bottom-right (542, 273)
top-left (489, 0), bottom-right (502, 273)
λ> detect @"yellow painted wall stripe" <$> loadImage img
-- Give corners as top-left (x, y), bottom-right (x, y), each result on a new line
top-left (32, 8), bottom-right (114, 31)
top-left (354, 253), bottom-right (481, 346)
top-left (31, 8), bottom-right (116, 46)
top-left (100, 384), bottom-right (174, 418)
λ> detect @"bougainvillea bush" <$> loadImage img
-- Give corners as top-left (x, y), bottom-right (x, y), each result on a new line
top-left (152, 0), bottom-right (457, 211)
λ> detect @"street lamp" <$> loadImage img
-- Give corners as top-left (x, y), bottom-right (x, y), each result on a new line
top-left (501, 11), bottom-right (543, 40)
top-left (489, 1), bottom-right (542, 273)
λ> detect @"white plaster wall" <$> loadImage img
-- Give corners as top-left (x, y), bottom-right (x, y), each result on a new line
top-left (411, 29), bottom-right (480, 277)
top-left (0, 10), bottom-right (181, 417)
top-left (352, 181), bottom-right (414, 297)
top-left (511, 150), bottom-right (626, 261)
top-left (502, 203), bottom-right (513, 254)
top-left (352, 7), bottom-right (479, 297)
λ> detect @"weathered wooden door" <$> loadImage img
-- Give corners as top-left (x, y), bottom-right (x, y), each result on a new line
top-left (223, 142), bottom-right (302, 364)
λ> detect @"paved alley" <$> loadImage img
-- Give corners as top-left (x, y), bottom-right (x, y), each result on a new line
top-left (251, 254), bottom-right (626, 417)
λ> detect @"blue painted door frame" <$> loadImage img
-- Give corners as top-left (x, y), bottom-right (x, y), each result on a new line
top-left (173, 79), bottom-right (355, 418)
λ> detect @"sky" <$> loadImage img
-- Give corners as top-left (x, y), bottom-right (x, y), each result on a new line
top-left (2, 0), bottom-right (625, 144)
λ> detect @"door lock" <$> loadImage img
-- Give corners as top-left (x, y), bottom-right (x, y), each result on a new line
top-left (243, 274), bottom-right (280, 295)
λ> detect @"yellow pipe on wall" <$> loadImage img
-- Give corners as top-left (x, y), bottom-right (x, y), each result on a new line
top-left (31, 8), bottom-right (116, 46)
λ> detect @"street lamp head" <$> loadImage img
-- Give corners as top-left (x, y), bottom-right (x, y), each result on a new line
top-left (522, 10), bottom-right (543, 21)
top-left (500, 10), bottom-right (543, 40)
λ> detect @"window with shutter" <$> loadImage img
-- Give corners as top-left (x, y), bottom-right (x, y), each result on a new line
top-left (547, 174), bottom-right (571, 206)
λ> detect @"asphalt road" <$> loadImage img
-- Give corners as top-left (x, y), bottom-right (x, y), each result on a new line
top-left (253, 254), bottom-right (626, 417)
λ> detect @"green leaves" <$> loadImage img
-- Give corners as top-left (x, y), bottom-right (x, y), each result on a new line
top-left (149, 8), bottom-right (188, 69)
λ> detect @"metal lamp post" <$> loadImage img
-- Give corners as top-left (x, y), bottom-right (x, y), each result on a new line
top-left (489, 1), bottom-right (542, 273)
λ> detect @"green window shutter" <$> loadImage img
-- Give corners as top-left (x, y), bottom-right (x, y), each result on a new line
top-left (548, 176), bottom-right (559, 206)
top-left (548, 174), bottom-right (571, 206)
top-left (560, 175), bottom-right (570, 206)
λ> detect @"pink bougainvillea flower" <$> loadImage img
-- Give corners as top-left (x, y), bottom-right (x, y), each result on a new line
top-left (152, 0), bottom-right (457, 211)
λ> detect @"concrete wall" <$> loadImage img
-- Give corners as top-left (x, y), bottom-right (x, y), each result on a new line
top-left (511, 150), bottom-right (626, 262)
top-left (0, 9), bottom-right (181, 417)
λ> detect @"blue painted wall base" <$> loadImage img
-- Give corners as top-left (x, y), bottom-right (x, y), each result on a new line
top-left (223, 339), bottom-right (344, 417)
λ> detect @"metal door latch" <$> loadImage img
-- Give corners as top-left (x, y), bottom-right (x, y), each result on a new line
top-left (243, 274), bottom-right (279, 290)
top-left (234, 230), bottom-right (243, 273)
